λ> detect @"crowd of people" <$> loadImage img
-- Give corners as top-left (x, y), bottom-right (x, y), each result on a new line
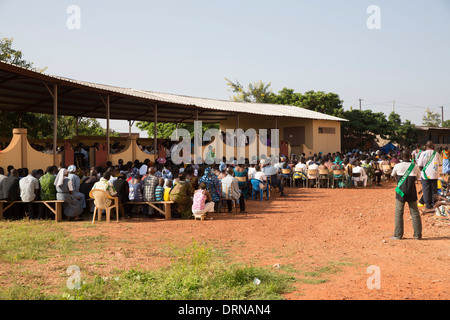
top-left (0, 155), bottom-right (285, 221)
top-left (1, 140), bottom-right (449, 225)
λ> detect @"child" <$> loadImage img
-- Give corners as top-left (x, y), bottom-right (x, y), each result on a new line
top-left (164, 179), bottom-right (173, 201)
top-left (155, 178), bottom-right (165, 202)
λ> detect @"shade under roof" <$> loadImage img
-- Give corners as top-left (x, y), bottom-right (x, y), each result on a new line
top-left (0, 60), bottom-right (347, 124)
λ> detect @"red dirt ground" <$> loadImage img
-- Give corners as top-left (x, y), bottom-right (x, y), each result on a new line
top-left (3, 181), bottom-right (450, 300)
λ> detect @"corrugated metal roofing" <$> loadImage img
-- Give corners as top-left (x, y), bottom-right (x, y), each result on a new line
top-left (130, 89), bottom-right (347, 121)
top-left (0, 60), bottom-right (347, 122)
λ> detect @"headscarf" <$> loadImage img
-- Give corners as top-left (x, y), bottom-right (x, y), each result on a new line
top-left (131, 167), bottom-right (140, 179)
top-left (199, 167), bottom-right (220, 202)
top-left (54, 168), bottom-right (68, 188)
top-left (67, 165), bottom-right (77, 173)
top-left (203, 167), bottom-right (213, 178)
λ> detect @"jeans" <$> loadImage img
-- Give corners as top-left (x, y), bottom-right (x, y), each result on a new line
top-left (421, 179), bottom-right (437, 209)
top-left (394, 199), bottom-right (422, 239)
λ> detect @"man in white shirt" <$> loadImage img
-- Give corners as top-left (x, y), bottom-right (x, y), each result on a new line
top-left (351, 161), bottom-right (368, 187)
top-left (295, 158), bottom-right (307, 172)
top-left (417, 140), bottom-right (440, 210)
top-left (19, 168), bottom-right (40, 219)
top-left (262, 163), bottom-right (286, 196)
top-left (253, 165), bottom-right (267, 184)
top-left (221, 168), bottom-right (246, 212)
top-left (139, 159), bottom-right (150, 176)
top-left (247, 165), bottom-right (256, 180)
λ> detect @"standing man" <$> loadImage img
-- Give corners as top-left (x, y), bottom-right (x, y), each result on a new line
top-left (417, 141), bottom-right (440, 211)
top-left (390, 150), bottom-right (422, 240)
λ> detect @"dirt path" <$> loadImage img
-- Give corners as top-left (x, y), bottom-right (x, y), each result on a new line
top-left (2, 181), bottom-right (449, 300)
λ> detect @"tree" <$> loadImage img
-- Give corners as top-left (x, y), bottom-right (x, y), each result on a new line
top-left (341, 109), bottom-right (390, 151)
top-left (135, 122), bottom-right (219, 140)
top-left (422, 108), bottom-right (441, 127)
top-left (441, 120), bottom-right (450, 128)
top-left (387, 112), bottom-right (418, 148)
top-left (0, 37), bottom-right (47, 72)
top-left (0, 37), bottom-right (113, 138)
top-left (225, 78), bottom-right (275, 103)
top-left (225, 79), bottom-right (344, 117)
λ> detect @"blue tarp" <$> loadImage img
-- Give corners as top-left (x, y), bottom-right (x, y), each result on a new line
top-left (380, 142), bottom-right (397, 154)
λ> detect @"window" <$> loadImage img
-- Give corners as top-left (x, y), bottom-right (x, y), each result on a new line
top-left (318, 127), bottom-right (335, 134)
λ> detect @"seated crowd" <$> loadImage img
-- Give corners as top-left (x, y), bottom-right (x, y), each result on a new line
top-left (0, 146), bottom-right (414, 222)
top-left (286, 149), bottom-right (404, 188)
top-left (0, 154), bottom-right (288, 221)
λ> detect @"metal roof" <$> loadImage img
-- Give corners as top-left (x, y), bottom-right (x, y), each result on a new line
top-left (0, 60), bottom-right (347, 123)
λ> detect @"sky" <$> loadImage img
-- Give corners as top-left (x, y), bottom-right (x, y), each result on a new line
top-left (1, 0), bottom-right (449, 138)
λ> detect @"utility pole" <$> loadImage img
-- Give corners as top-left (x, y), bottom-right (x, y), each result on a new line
top-left (359, 99), bottom-right (362, 110)
top-left (392, 100), bottom-right (395, 113)
top-left (441, 106), bottom-right (444, 123)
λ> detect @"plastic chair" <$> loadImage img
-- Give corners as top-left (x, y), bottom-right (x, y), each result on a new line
top-left (89, 189), bottom-right (119, 223)
top-left (250, 179), bottom-right (269, 201)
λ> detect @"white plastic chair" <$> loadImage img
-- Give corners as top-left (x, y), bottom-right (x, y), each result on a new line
top-left (89, 189), bottom-right (119, 223)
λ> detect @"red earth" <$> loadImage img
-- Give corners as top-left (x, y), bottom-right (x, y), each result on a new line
top-left (2, 180), bottom-right (449, 300)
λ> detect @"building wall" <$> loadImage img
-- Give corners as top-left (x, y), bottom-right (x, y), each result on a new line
top-left (218, 114), bottom-right (341, 157)
top-left (311, 119), bottom-right (342, 155)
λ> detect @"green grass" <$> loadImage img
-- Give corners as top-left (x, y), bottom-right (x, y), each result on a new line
top-left (0, 221), bottom-right (77, 262)
top-left (61, 242), bottom-right (296, 300)
top-left (0, 221), bottom-right (352, 300)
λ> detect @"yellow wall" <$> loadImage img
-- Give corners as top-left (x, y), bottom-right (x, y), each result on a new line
top-left (311, 120), bottom-right (342, 155)
top-left (0, 129), bottom-right (63, 171)
top-left (218, 114), bottom-right (341, 157)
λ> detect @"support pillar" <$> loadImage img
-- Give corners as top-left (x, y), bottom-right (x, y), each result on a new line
top-left (154, 103), bottom-right (158, 158)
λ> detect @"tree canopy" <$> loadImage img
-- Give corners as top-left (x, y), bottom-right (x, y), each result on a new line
top-left (422, 108), bottom-right (441, 127)
top-left (226, 79), bottom-right (418, 150)
top-left (225, 78), bottom-right (344, 117)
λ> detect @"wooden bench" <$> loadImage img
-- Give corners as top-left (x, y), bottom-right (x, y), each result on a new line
top-left (0, 200), bottom-right (64, 222)
top-left (125, 201), bottom-right (175, 220)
